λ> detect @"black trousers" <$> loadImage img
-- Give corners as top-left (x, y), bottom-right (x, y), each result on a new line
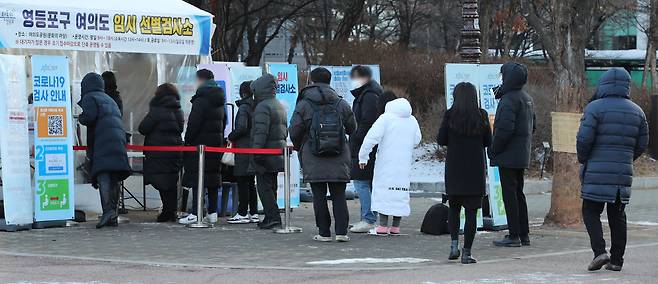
top-left (236, 175), bottom-right (258, 216)
top-left (191, 187), bottom-right (218, 215)
top-left (448, 199), bottom-right (478, 249)
top-left (582, 196), bottom-right (627, 266)
top-left (157, 189), bottom-right (177, 215)
top-left (311, 182), bottom-right (349, 237)
top-left (257, 173), bottom-right (281, 223)
top-left (499, 167), bottom-right (529, 238)
top-left (96, 172), bottom-right (120, 217)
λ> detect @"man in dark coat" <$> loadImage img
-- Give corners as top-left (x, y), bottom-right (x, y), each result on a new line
top-left (488, 61), bottom-right (535, 247)
top-left (78, 72), bottom-right (131, 229)
top-left (250, 74), bottom-right (287, 229)
top-left (227, 81), bottom-right (259, 224)
top-left (179, 69), bottom-right (225, 225)
top-left (348, 65), bottom-right (383, 233)
top-left (290, 67), bottom-right (357, 241)
top-left (139, 83), bottom-right (184, 222)
top-left (577, 68), bottom-right (648, 272)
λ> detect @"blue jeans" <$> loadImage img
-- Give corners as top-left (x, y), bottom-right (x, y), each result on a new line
top-left (353, 180), bottom-right (376, 224)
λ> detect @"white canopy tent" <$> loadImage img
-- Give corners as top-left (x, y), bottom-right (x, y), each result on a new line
top-left (0, 0), bottom-right (214, 214)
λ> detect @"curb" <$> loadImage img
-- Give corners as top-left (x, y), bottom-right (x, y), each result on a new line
top-left (410, 177), bottom-right (658, 197)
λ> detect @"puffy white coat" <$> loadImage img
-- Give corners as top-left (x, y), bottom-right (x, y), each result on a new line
top-left (358, 98), bottom-right (421, 217)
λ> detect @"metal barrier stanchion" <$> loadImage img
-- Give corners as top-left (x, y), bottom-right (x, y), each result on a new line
top-left (275, 146), bottom-right (302, 234)
top-left (188, 145), bottom-right (212, 228)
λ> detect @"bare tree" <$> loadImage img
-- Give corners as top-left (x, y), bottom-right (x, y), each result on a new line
top-left (522, 0), bottom-right (619, 227)
top-left (637, 0), bottom-right (658, 96)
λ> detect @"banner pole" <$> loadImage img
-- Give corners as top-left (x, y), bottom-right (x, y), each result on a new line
top-left (188, 145), bottom-right (212, 228)
top-left (275, 146), bottom-right (301, 234)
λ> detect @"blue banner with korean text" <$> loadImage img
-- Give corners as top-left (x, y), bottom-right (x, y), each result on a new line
top-left (31, 55), bottom-right (74, 222)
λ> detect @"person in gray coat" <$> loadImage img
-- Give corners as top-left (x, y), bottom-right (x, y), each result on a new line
top-left (227, 81), bottom-right (259, 224)
top-left (250, 74), bottom-right (288, 229)
top-left (290, 67), bottom-right (357, 242)
top-left (78, 72), bottom-right (131, 229)
top-left (488, 61), bottom-right (535, 247)
top-left (577, 68), bottom-right (648, 272)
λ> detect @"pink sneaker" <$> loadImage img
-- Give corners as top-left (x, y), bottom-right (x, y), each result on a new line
top-left (375, 225), bottom-right (389, 235)
top-left (389, 226), bottom-right (400, 235)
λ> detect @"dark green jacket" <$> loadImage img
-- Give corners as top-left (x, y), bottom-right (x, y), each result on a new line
top-left (249, 74), bottom-right (287, 174)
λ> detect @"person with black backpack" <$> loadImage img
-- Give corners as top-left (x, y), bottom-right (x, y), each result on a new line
top-left (290, 67), bottom-right (357, 242)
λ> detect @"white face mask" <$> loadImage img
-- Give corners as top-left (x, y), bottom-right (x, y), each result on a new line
top-left (351, 78), bottom-right (368, 90)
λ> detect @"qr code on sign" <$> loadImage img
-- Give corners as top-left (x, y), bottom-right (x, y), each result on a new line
top-left (47, 115), bottom-right (64, 136)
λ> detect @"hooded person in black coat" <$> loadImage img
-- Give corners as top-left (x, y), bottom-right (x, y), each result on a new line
top-left (139, 83), bottom-right (184, 222)
top-left (489, 61), bottom-right (535, 247)
top-left (178, 69), bottom-right (226, 225)
top-left (250, 74), bottom-right (288, 229)
top-left (78, 72), bottom-right (131, 229)
top-left (102, 71), bottom-right (123, 117)
top-left (348, 65), bottom-right (383, 232)
top-left (226, 81), bottom-right (259, 223)
top-left (577, 68), bottom-right (648, 271)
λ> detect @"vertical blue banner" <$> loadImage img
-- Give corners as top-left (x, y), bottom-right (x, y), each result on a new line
top-left (266, 63), bottom-right (299, 126)
top-left (31, 55), bottom-right (74, 222)
top-left (265, 63), bottom-right (300, 208)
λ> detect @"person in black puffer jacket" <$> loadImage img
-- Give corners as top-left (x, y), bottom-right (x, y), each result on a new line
top-left (179, 69), bottom-right (225, 225)
top-left (250, 74), bottom-right (288, 230)
top-left (139, 83), bottom-right (184, 222)
top-left (348, 65), bottom-right (383, 233)
top-left (577, 68), bottom-right (648, 272)
top-left (226, 81), bottom-right (259, 224)
top-left (489, 61), bottom-right (535, 248)
top-left (78, 72), bottom-right (131, 229)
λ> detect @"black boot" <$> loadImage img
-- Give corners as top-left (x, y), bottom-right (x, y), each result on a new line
top-left (493, 235), bottom-right (522, 247)
top-left (461, 248), bottom-right (477, 264)
top-left (587, 253), bottom-right (610, 271)
top-left (96, 173), bottom-right (119, 229)
top-left (448, 240), bottom-right (460, 260)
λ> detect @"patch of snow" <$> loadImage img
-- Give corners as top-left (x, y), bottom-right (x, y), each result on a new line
top-left (603, 220), bottom-right (658, 226)
top-left (307, 257), bottom-right (432, 265)
top-left (411, 143), bottom-right (444, 183)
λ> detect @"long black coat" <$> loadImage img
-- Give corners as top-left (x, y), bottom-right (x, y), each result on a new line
top-left (577, 68), bottom-right (649, 204)
top-left (182, 81), bottom-right (225, 188)
top-left (228, 98), bottom-right (255, 176)
top-left (289, 83), bottom-right (357, 183)
top-left (437, 109), bottom-right (492, 197)
top-left (249, 74), bottom-right (287, 174)
top-left (77, 73), bottom-right (131, 183)
top-left (349, 80), bottom-right (383, 180)
top-left (488, 62), bottom-right (535, 169)
top-left (139, 91), bottom-right (184, 191)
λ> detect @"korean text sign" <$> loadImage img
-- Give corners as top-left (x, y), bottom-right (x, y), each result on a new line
top-left (0, 4), bottom-right (211, 55)
top-left (31, 55), bottom-right (75, 221)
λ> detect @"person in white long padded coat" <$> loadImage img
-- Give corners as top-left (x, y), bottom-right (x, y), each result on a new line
top-left (358, 97), bottom-right (422, 235)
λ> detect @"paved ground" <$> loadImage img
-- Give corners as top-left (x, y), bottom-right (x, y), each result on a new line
top-left (0, 190), bottom-right (657, 283)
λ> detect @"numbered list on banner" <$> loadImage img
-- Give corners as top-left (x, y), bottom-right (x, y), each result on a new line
top-left (31, 56), bottom-right (74, 221)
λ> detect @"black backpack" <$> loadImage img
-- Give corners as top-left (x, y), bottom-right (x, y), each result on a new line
top-left (420, 203), bottom-right (450, 235)
top-left (306, 89), bottom-right (345, 157)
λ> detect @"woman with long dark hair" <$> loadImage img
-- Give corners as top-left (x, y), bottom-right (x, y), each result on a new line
top-left (437, 82), bottom-right (491, 264)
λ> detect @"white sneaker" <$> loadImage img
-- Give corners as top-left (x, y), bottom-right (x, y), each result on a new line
top-left (203, 213), bottom-right (218, 224)
top-left (227, 214), bottom-right (250, 224)
top-left (349, 221), bottom-right (375, 233)
top-left (335, 235), bottom-right (350, 242)
top-left (178, 214), bottom-right (197, 225)
top-left (313, 235), bottom-right (333, 242)
top-left (249, 214), bottom-right (260, 223)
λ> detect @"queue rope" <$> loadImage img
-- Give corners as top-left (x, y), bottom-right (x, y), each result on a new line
top-left (72, 145), bottom-right (283, 155)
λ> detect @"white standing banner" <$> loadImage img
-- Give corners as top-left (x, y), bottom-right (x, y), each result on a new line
top-left (0, 54), bottom-right (33, 225)
top-left (31, 55), bottom-right (75, 221)
top-left (444, 63), bottom-right (505, 228)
